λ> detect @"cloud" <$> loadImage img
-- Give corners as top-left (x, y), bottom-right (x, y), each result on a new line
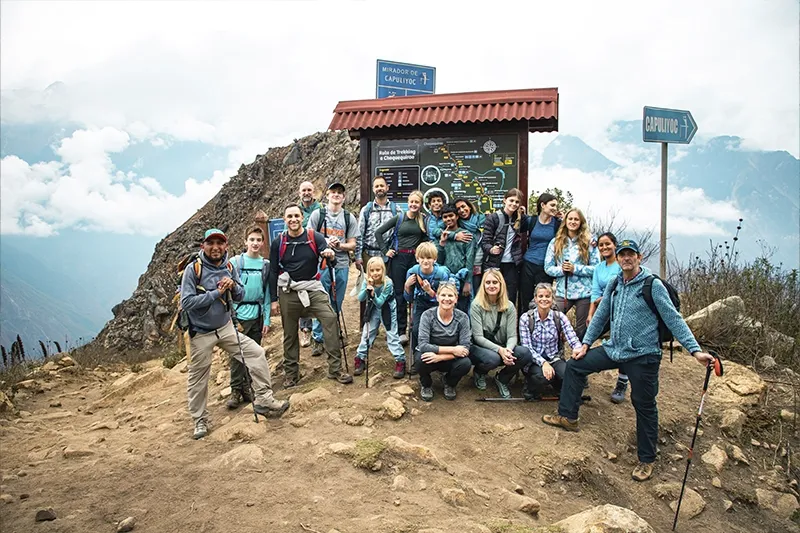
top-left (0, 128), bottom-right (234, 237)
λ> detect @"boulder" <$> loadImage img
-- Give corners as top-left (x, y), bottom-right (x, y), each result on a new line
top-left (0, 391), bottom-right (13, 413)
top-left (780, 409), bottom-right (796, 422)
top-left (58, 356), bottom-right (76, 367)
top-left (35, 508), bottom-right (57, 522)
top-left (208, 420), bottom-right (269, 442)
top-left (381, 397), bottom-right (405, 420)
top-left (15, 380), bottom-right (43, 393)
top-left (684, 296), bottom-right (745, 336)
top-left (550, 504), bottom-right (655, 533)
top-left (393, 384), bottom-right (415, 396)
top-left (719, 409), bottom-right (747, 438)
top-left (117, 516), bottom-right (136, 532)
top-left (728, 445), bottom-right (749, 465)
top-left (42, 361), bottom-right (59, 372)
top-left (755, 488), bottom-right (800, 519)
top-left (63, 445), bottom-right (94, 459)
top-left (383, 436), bottom-right (448, 470)
top-left (440, 488), bottom-right (466, 507)
top-left (328, 442), bottom-right (356, 456)
top-left (209, 444), bottom-right (264, 470)
top-left (504, 490), bottom-right (540, 515)
top-left (654, 482), bottom-right (706, 519)
top-left (701, 444), bottom-right (728, 473)
top-left (288, 387), bottom-right (331, 412)
top-left (391, 475), bottom-right (410, 491)
top-left (707, 361), bottom-right (766, 408)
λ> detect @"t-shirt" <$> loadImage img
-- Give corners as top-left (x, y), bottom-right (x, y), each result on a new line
top-left (502, 223), bottom-right (516, 263)
top-left (375, 214), bottom-right (428, 252)
top-left (591, 260), bottom-right (622, 301)
top-left (524, 217), bottom-right (560, 265)
top-left (269, 229), bottom-right (329, 302)
top-left (231, 254), bottom-right (271, 326)
top-left (307, 208), bottom-right (358, 269)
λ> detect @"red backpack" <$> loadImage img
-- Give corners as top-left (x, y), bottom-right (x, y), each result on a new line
top-left (278, 228), bottom-right (321, 279)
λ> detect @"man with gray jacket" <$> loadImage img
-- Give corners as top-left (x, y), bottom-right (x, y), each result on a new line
top-left (181, 228), bottom-right (289, 440)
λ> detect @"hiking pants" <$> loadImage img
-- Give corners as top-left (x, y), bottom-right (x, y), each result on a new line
top-left (356, 300), bottom-right (405, 362)
top-left (414, 348), bottom-right (473, 388)
top-left (278, 289), bottom-right (343, 381)
top-left (469, 345), bottom-right (533, 384)
top-left (389, 252), bottom-right (416, 336)
top-left (520, 261), bottom-right (553, 312)
top-left (312, 267), bottom-right (349, 343)
top-left (187, 320), bottom-right (276, 422)
top-left (555, 296), bottom-right (590, 341)
top-left (526, 358), bottom-right (567, 397)
top-left (500, 262), bottom-right (520, 307)
top-left (558, 346), bottom-right (661, 463)
top-left (229, 316), bottom-right (262, 392)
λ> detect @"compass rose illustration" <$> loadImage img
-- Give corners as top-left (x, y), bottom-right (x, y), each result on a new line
top-left (482, 140), bottom-right (497, 155)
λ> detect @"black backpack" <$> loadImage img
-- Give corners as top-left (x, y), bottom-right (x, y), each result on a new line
top-left (602, 274), bottom-right (681, 361)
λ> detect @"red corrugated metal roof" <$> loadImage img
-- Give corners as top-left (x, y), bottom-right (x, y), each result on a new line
top-left (329, 88), bottom-right (558, 134)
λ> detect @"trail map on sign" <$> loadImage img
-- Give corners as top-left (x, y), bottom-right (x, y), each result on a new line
top-left (370, 135), bottom-right (518, 214)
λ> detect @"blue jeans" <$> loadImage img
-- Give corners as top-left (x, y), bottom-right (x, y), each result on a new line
top-left (356, 300), bottom-right (405, 362)
top-left (558, 346), bottom-right (661, 463)
top-left (312, 267), bottom-right (349, 343)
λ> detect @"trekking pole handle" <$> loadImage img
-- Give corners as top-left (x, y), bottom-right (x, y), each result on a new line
top-left (707, 349), bottom-right (723, 377)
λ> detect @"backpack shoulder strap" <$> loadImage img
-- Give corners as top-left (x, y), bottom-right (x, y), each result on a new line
top-left (307, 228), bottom-right (319, 255)
top-left (278, 232), bottom-right (289, 263)
top-left (642, 275), bottom-right (659, 317)
top-left (261, 258), bottom-right (270, 289)
top-left (316, 208), bottom-right (327, 232)
top-left (490, 310), bottom-right (504, 338)
top-left (526, 309), bottom-right (537, 335)
top-left (193, 257), bottom-right (203, 280)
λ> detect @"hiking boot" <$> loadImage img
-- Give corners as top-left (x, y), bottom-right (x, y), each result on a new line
top-left (226, 389), bottom-right (246, 409)
top-left (253, 399), bottom-right (290, 419)
top-left (193, 418), bottom-right (209, 440)
top-left (496, 379), bottom-right (511, 399)
top-left (541, 414), bottom-right (579, 432)
top-left (632, 462), bottom-right (654, 482)
top-left (328, 372), bottom-right (354, 384)
top-left (610, 380), bottom-right (628, 404)
top-left (473, 372), bottom-right (487, 391)
top-left (393, 361), bottom-right (406, 379)
top-left (407, 358), bottom-right (418, 376)
top-left (311, 340), bottom-right (324, 357)
top-left (420, 386), bottom-right (434, 402)
top-left (399, 334), bottom-right (409, 346)
top-left (443, 383), bottom-right (457, 401)
top-left (353, 357), bottom-right (365, 376)
top-left (299, 328), bottom-right (312, 348)
top-left (522, 382), bottom-right (540, 401)
top-left (284, 376), bottom-right (300, 389)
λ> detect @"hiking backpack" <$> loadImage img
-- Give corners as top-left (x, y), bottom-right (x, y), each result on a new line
top-left (527, 309), bottom-right (565, 353)
top-left (277, 228), bottom-right (322, 279)
top-left (603, 274), bottom-right (682, 361)
top-left (315, 207), bottom-right (356, 236)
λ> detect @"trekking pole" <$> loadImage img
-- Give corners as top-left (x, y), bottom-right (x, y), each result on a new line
top-left (226, 291), bottom-right (259, 423)
top-left (328, 269), bottom-right (350, 374)
top-left (363, 300), bottom-right (374, 388)
top-left (672, 350), bottom-right (724, 531)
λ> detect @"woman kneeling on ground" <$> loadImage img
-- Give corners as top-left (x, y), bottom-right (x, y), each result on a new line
top-left (415, 282), bottom-right (472, 402)
top-left (520, 283), bottom-right (583, 400)
top-left (469, 268), bottom-right (533, 399)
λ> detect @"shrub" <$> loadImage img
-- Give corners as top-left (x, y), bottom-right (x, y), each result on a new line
top-left (162, 350), bottom-right (184, 369)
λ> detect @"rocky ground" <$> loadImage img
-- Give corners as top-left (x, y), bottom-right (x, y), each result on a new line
top-left (1, 267), bottom-right (799, 533)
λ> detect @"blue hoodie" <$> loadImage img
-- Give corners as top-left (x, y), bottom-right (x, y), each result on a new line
top-left (584, 266), bottom-right (701, 362)
top-left (180, 251), bottom-right (243, 333)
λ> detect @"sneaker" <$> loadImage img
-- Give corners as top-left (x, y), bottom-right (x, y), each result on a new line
top-left (522, 381), bottom-right (540, 401)
top-left (496, 379), bottom-right (511, 399)
top-left (473, 372), bottom-right (487, 391)
top-left (193, 418), bottom-right (209, 440)
top-left (443, 384), bottom-right (457, 401)
top-left (631, 462), bottom-right (654, 482)
top-left (610, 380), bottom-right (628, 404)
top-left (253, 399), bottom-right (290, 418)
top-left (399, 334), bottom-right (409, 346)
top-left (393, 361), bottom-right (406, 379)
top-left (420, 386), bottom-right (434, 401)
top-left (311, 340), bottom-right (324, 357)
top-left (300, 328), bottom-right (312, 348)
top-left (327, 372), bottom-right (354, 384)
top-left (353, 357), bottom-right (365, 376)
top-left (541, 414), bottom-right (580, 432)
top-left (226, 389), bottom-right (245, 409)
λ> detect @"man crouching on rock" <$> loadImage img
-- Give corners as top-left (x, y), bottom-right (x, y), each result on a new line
top-left (541, 239), bottom-right (714, 482)
top-left (270, 204), bottom-right (354, 388)
top-left (181, 228), bottom-right (289, 440)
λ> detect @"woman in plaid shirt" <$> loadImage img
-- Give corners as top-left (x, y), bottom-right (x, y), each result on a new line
top-left (520, 283), bottom-right (583, 399)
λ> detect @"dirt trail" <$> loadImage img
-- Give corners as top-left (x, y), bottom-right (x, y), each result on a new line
top-left (1, 267), bottom-right (797, 533)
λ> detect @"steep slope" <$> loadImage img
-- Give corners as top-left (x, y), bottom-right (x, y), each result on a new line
top-left (93, 130), bottom-right (361, 357)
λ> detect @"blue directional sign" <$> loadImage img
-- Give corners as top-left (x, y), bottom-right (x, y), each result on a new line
top-left (267, 218), bottom-right (285, 245)
top-left (643, 106), bottom-right (698, 144)
top-left (376, 59), bottom-right (435, 99)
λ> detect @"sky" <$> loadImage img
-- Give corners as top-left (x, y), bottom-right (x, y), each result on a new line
top-left (1, 0), bottom-right (798, 247)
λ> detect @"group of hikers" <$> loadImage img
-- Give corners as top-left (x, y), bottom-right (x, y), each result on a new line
top-left (179, 176), bottom-right (714, 482)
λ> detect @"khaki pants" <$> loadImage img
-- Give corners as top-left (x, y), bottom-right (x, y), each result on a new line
top-left (278, 289), bottom-right (342, 380)
top-left (187, 320), bottom-right (276, 422)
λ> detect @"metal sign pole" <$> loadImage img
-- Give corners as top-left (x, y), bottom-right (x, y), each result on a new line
top-left (660, 142), bottom-right (668, 278)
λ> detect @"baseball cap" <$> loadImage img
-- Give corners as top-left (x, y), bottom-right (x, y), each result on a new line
top-left (327, 182), bottom-right (346, 192)
top-left (203, 228), bottom-right (227, 242)
top-left (616, 239), bottom-right (640, 255)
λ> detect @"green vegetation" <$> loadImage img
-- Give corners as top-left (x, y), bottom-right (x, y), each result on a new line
top-left (352, 438), bottom-right (387, 470)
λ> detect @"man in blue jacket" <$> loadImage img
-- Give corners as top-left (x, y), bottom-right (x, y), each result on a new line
top-left (181, 228), bottom-right (288, 440)
top-left (541, 239), bottom-right (714, 482)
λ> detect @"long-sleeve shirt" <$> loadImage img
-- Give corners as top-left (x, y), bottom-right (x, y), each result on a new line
top-left (301, 201), bottom-right (321, 228)
top-left (417, 307), bottom-right (472, 355)
top-left (375, 214), bottom-right (428, 253)
top-left (230, 254), bottom-right (271, 326)
top-left (356, 200), bottom-right (398, 257)
top-left (426, 214), bottom-right (445, 241)
top-left (584, 266), bottom-right (702, 362)
top-left (357, 277), bottom-right (394, 308)
top-left (269, 230), bottom-right (329, 302)
top-left (437, 228), bottom-right (477, 279)
top-left (591, 260), bottom-right (622, 301)
top-left (180, 252), bottom-right (243, 333)
top-left (544, 237), bottom-right (600, 300)
top-left (519, 309), bottom-right (582, 366)
top-left (404, 264), bottom-right (453, 304)
top-left (470, 300), bottom-right (519, 352)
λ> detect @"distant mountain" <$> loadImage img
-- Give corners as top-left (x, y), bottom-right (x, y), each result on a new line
top-left (541, 135), bottom-right (620, 173)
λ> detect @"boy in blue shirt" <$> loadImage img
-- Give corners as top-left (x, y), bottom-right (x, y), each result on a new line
top-left (226, 226), bottom-right (271, 409)
top-left (437, 204), bottom-right (475, 314)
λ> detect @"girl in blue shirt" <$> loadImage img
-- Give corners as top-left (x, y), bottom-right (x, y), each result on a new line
top-left (519, 193), bottom-right (561, 312)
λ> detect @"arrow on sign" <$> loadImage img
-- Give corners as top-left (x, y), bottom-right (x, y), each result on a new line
top-left (643, 106), bottom-right (698, 144)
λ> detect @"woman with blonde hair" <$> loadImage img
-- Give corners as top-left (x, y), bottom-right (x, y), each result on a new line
top-left (376, 190), bottom-right (429, 345)
top-left (415, 282), bottom-right (473, 402)
top-left (481, 188), bottom-right (525, 304)
top-left (544, 208), bottom-right (599, 340)
top-left (469, 268), bottom-right (533, 398)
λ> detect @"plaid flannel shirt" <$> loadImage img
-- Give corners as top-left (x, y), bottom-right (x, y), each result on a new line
top-left (519, 309), bottom-right (582, 366)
